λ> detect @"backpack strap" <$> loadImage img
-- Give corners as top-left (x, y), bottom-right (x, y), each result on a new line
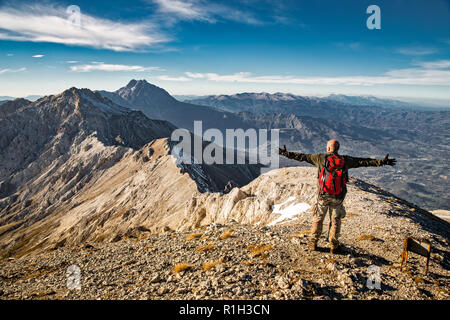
top-left (318, 154), bottom-right (332, 178)
top-left (324, 154), bottom-right (332, 170)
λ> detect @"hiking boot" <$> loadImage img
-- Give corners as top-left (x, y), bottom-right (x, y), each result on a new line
top-left (309, 240), bottom-right (318, 251)
top-left (330, 243), bottom-right (340, 254)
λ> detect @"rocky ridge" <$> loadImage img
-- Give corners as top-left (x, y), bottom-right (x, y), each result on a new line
top-left (0, 88), bottom-right (260, 258)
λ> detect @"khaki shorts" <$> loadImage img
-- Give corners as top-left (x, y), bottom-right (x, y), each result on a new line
top-left (311, 195), bottom-right (346, 245)
top-left (313, 195), bottom-right (346, 220)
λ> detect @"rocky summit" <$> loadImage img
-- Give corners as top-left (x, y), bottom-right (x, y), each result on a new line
top-left (0, 166), bottom-right (449, 300)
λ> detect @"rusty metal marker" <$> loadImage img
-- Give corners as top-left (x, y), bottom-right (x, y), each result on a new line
top-left (400, 236), bottom-right (432, 274)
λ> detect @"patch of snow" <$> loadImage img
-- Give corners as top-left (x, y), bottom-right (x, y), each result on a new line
top-left (268, 196), bottom-right (311, 226)
top-left (171, 145), bottom-right (211, 192)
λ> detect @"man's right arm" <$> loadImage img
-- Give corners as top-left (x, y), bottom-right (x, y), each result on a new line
top-left (279, 148), bottom-right (323, 167)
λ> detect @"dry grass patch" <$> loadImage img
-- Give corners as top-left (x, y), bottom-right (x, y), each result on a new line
top-left (186, 233), bottom-right (204, 241)
top-left (414, 276), bottom-right (425, 284)
top-left (195, 243), bottom-right (215, 252)
top-left (291, 230), bottom-right (310, 236)
top-left (241, 260), bottom-right (254, 266)
top-left (358, 234), bottom-right (376, 241)
top-left (258, 260), bottom-right (275, 267)
top-left (319, 269), bottom-right (332, 275)
top-left (103, 292), bottom-right (115, 299)
top-left (435, 287), bottom-right (449, 295)
top-left (289, 230), bottom-right (310, 240)
top-left (173, 263), bottom-right (194, 273)
top-left (388, 264), bottom-right (402, 270)
top-left (399, 265), bottom-right (412, 274)
top-left (202, 259), bottom-right (222, 271)
top-left (247, 244), bottom-right (273, 257)
top-left (220, 228), bottom-right (234, 240)
top-left (134, 235), bottom-right (150, 242)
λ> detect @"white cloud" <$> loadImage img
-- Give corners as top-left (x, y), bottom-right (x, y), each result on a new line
top-left (6, 53), bottom-right (13, 56)
top-left (182, 64), bottom-right (450, 86)
top-left (415, 60), bottom-right (450, 69)
top-left (184, 72), bottom-right (206, 78)
top-left (32, 54), bottom-right (44, 58)
top-left (157, 75), bottom-right (192, 81)
top-left (0, 67), bottom-right (26, 74)
top-left (65, 60), bottom-right (80, 64)
top-left (0, 4), bottom-right (169, 52)
top-left (396, 46), bottom-right (437, 56)
top-left (70, 62), bottom-right (163, 72)
top-left (153, 0), bottom-right (205, 20)
top-left (151, 0), bottom-right (262, 25)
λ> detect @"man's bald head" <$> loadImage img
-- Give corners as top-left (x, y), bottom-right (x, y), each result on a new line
top-left (327, 139), bottom-right (340, 153)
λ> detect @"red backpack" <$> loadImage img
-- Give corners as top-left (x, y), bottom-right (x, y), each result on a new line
top-left (319, 155), bottom-right (348, 195)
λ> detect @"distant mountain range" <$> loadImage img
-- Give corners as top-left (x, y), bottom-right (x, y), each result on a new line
top-left (323, 94), bottom-right (445, 110)
top-left (0, 95), bottom-right (42, 102)
top-left (171, 86), bottom-right (450, 211)
top-left (186, 92), bottom-right (449, 144)
top-left (185, 92), bottom-right (449, 110)
top-left (173, 94), bottom-right (209, 102)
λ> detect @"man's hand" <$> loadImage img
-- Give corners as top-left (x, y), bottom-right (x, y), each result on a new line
top-left (278, 145), bottom-right (287, 155)
top-left (383, 154), bottom-right (396, 166)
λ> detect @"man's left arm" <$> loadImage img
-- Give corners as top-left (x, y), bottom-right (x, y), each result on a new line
top-left (345, 154), bottom-right (396, 169)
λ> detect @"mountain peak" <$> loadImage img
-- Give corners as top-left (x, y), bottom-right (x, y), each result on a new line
top-left (125, 79), bottom-right (150, 89)
top-left (60, 86), bottom-right (91, 99)
top-left (116, 79), bottom-right (177, 104)
top-left (126, 79), bottom-right (138, 88)
top-left (51, 86), bottom-right (130, 116)
top-left (125, 79), bottom-right (159, 90)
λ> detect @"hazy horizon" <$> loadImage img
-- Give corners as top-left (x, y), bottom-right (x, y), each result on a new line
top-left (2, 80), bottom-right (450, 108)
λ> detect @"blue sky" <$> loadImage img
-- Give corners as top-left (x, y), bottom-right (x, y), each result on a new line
top-left (0, 0), bottom-right (449, 100)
